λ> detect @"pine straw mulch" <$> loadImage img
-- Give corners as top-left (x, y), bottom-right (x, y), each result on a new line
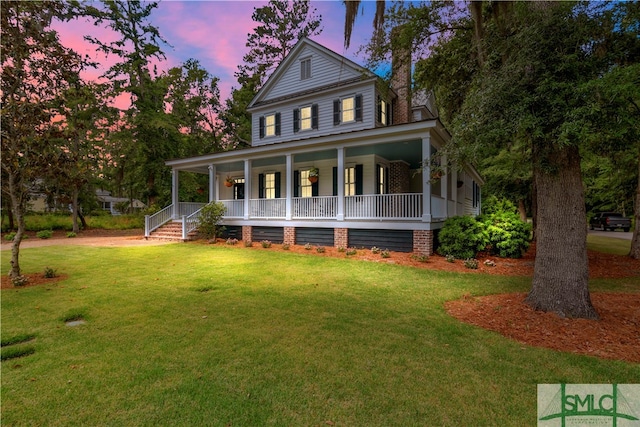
top-left (3, 237), bottom-right (640, 363)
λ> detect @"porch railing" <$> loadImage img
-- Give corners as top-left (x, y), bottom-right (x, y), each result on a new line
top-left (345, 193), bottom-right (423, 220)
top-left (182, 208), bottom-right (203, 240)
top-left (250, 198), bottom-right (286, 218)
top-left (178, 202), bottom-right (205, 217)
top-left (293, 196), bottom-right (337, 219)
top-left (145, 204), bottom-right (174, 237)
top-left (220, 200), bottom-right (244, 218)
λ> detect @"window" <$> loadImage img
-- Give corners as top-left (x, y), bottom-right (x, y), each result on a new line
top-left (265, 114), bottom-right (276, 137)
top-left (333, 95), bottom-right (363, 125)
top-left (294, 105), bottom-right (318, 132)
top-left (377, 164), bottom-right (388, 194)
top-left (234, 178), bottom-right (245, 200)
top-left (259, 172), bottom-right (281, 198)
top-left (259, 113), bottom-right (281, 138)
top-left (300, 57), bottom-right (311, 80)
top-left (264, 173), bottom-right (276, 199)
top-left (342, 97), bottom-right (355, 123)
top-left (345, 166), bottom-right (356, 196)
top-left (377, 97), bottom-right (389, 125)
top-left (299, 170), bottom-right (313, 197)
top-left (472, 181), bottom-right (480, 208)
top-left (300, 106), bottom-right (312, 130)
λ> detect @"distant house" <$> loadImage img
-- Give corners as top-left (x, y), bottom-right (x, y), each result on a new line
top-left (146, 38), bottom-right (482, 254)
top-left (96, 190), bottom-right (146, 215)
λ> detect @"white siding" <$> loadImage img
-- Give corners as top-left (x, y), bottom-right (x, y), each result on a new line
top-left (262, 45), bottom-right (364, 101)
top-left (251, 84), bottom-right (377, 146)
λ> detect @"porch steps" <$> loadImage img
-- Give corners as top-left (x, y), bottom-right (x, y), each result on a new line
top-left (147, 221), bottom-right (199, 241)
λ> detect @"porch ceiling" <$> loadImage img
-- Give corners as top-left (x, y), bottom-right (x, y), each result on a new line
top-left (347, 140), bottom-right (423, 168)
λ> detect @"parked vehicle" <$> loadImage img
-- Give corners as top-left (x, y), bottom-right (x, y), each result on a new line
top-left (589, 212), bottom-right (631, 232)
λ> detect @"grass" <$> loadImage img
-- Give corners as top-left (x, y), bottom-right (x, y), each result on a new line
top-left (587, 233), bottom-right (632, 255)
top-left (1, 241), bottom-right (638, 426)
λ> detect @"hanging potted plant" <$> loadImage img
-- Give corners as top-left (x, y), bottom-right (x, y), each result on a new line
top-left (224, 175), bottom-right (234, 187)
top-left (308, 167), bottom-right (319, 183)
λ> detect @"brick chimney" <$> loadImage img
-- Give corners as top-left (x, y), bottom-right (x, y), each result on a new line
top-left (390, 25), bottom-right (412, 124)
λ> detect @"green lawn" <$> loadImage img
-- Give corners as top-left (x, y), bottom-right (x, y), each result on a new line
top-left (1, 243), bottom-right (638, 426)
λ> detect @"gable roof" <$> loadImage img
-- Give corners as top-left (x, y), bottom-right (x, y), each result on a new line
top-left (247, 37), bottom-right (376, 110)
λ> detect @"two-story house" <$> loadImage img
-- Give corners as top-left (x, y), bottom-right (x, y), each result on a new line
top-left (145, 38), bottom-right (482, 255)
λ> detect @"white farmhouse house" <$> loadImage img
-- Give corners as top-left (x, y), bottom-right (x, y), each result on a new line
top-left (146, 38), bottom-right (482, 254)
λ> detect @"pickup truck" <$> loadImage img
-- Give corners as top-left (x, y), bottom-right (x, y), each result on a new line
top-left (589, 212), bottom-right (631, 232)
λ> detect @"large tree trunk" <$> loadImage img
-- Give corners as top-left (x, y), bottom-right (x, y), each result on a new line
top-left (525, 143), bottom-right (598, 319)
top-left (630, 151), bottom-right (640, 259)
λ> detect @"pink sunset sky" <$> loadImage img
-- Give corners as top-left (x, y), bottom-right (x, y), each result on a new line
top-left (54, 0), bottom-right (382, 105)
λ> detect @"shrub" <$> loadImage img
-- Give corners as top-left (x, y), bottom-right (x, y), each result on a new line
top-left (445, 254), bottom-right (455, 263)
top-left (304, 243), bottom-right (312, 250)
top-left (464, 258), bottom-right (479, 269)
top-left (477, 199), bottom-right (532, 258)
top-left (437, 216), bottom-right (487, 259)
top-left (380, 249), bottom-right (391, 258)
top-left (316, 246), bottom-right (325, 253)
top-left (66, 232), bottom-right (77, 238)
top-left (4, 232), bottom-right (16, 241)
top-left (43, 267), bottom-right (57, 278)
top-left (370, 246), bottom-right (381, 254)
top-left (226, 238), bottom-right (238, 245)
top-left (282, 243), bottom-right (290, 250)
top-left (261, 240), bottom-right (272, 248)
top-left (197, 202), bottom-right (226, 239)
top-left (36, 230), bottom-right (53, 239)
top-left (346, 248), bottom-right (357, 256)
top-left (244, 240), bottom-right (253, 247)
top-left (337, 247), bottom-right (346, 253)
top-left (411, 254), bottom-right (430, 263)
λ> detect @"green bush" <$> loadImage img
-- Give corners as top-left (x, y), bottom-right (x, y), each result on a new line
top-left (36, 230), bottom-right (53, 239)
top-left (437, 216), bottom-right (488, 259)
top-left (196, 202), bottom-right (226, 239)
top-left (4, 232), bottom-right (16, 241)
top-left (478, 199), bottom-right (532, 258)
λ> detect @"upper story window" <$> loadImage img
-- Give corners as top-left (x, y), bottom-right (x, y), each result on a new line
top-left (265, 114), bottom-right (276, 137)
top-left (300, 57), bottom-right (311, 80)
top-left (333, 94), bottom-right (363, 125)
top-left (377, 97), bottom-right (390, 126)
top-left (259, 113), bottom-right (281, 138)
top-left (342, 97), bottom-right (355, 122)
top-left (293, 104), bottom-right (318, 132)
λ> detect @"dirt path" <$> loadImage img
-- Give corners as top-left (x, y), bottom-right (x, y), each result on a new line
top-left (0, 229), bottom-right (174, 249)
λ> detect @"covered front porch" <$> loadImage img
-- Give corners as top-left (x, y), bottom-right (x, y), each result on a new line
top-left (145, 121), bottom-right (479, 252)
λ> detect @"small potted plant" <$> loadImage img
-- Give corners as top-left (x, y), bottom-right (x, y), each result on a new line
top-left (224, 175), bottom-right (234, 187)
top-left (308, 167), bottom-right (319, 183)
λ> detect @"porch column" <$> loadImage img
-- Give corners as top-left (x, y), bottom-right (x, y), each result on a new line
top-left (208, 164), bottom-right (216, 203)
top-left (451, 164), bottom-right (458, 216)
top-left (422, 136), bottom-right (432, 222)
top-left (337, 147), bottom-right (345, 221)
top-left (172, 168), bottom-right (179, 219)
top-left (441, 154), bottom-right (448, 218)
top-left (244, 159), bottom-right (251, 220)
top-left (285, 154), bottom-right (293, 220)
